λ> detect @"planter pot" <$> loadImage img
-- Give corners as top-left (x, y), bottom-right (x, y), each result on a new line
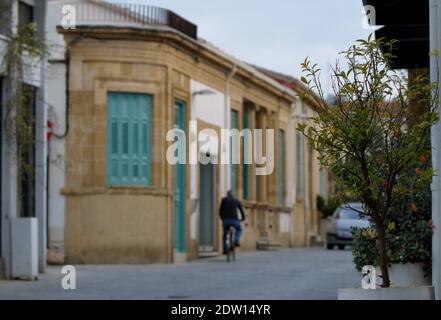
top-left (376, 263), bottom-right (431, 287)
top-left (338, 263), bottom-right (433, 300)
top-left (11, 217), bottom-right (38, 280)
top-left (338, 286), bottom-right (434, 300)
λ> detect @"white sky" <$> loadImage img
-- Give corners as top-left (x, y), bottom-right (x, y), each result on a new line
top-left (109, 0), bottom-right (372, 96)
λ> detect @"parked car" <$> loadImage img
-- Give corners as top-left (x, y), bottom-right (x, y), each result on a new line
top-left (326, 202), bottom-right (369, 250)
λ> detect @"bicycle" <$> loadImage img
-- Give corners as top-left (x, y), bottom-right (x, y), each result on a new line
top-left (225, 225), bottom-right (236, 262)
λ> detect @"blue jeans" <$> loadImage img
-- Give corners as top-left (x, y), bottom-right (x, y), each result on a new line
top-left (223, 219), bottom-right (242, 253)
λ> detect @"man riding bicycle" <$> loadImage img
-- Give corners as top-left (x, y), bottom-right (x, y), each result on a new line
top-left (219, 190), bottom-right (246, 254)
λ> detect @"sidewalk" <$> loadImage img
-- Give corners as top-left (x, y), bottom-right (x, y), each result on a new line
top-left (0, 247), bottom-right (359, 300)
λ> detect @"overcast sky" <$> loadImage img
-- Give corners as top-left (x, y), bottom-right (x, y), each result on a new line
top-left (110, 0), bottom-right (372, 95)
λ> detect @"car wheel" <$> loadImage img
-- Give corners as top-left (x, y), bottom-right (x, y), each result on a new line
top-left (338, 245), bottom-right (345, 250)
top-left (326, 244), bottom-right (334, 250)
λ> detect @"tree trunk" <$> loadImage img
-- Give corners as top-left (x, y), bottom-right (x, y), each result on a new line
top-left (376, 224), bottom-right (391, 288)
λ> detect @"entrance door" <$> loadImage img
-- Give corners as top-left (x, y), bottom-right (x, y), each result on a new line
top-left (199, 163), bottom-right (216, 253)
top-left (173, 100), bottom-right (186, 253)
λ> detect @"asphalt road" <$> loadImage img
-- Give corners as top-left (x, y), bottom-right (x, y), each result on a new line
top-left (0, 247), bottom-right (360, 300)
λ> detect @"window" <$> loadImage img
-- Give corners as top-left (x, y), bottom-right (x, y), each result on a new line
top-left (242, 111), bottom-right (250, 200)
top-left (18, 1), bottom-right (34, 27)
top-left (296, 131), bottom-right (304, 198)
top-left (107, 92), bottom-right (152, 186)
top-left (230, 110), bottom-right (238, 195)
top-left (278, 129), bottom-right (285, 206)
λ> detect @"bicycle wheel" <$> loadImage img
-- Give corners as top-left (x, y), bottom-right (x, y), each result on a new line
top-left (229, 231), bottom-right (235, 262)
top-left (226, 232), bottom-right (231, 262)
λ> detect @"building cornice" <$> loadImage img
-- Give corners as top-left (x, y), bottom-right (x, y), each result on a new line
top-left (57, 25), bottom-right (299, 104)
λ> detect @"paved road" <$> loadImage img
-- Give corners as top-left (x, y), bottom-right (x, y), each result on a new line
top-left (0, 247), bottom-right (360, 300)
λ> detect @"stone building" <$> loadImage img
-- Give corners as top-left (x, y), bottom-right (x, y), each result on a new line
top-left (45, 0), bottom-right (328, 264)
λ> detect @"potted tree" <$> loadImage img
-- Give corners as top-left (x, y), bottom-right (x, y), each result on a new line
top-left (352, 181), bottom-right (433, 287)
top-left (298, 36), bottom-right (437, 299)
top-left (2, 15), bottom-right (48, 280)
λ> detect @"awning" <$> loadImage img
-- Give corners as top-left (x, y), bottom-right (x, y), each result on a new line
top-left (362, 0), bottom-right (429, 69)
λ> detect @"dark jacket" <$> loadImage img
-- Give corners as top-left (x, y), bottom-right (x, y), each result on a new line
top-left (219, 195), bottom-right (245, 221)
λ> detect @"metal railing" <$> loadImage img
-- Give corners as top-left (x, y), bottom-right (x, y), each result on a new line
top-left (69, 2), bottom-right (198, 40)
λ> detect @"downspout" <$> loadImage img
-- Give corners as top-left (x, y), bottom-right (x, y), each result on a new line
top-left (46, 146), bottom-right (49, 249)
top-left (288, 99), bottom-right (298, 247)
top-left (46, 32), bottom-right (83, 252)
top-left (46, 46), bottom-right (70, 253)
top-left (52, 51), bottom-right (71, 139)
top-left (430, 0), bottom-right (441, 300)
top-left (224, 64), bottom-right (237, 196)
top-left (291, 98), bottom-right (308, 246)
top-left (301, 102), bottom-right (307, 246)
top-left (52, 33), bottom-right (86, 139)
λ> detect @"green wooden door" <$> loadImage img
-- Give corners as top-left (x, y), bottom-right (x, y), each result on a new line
top-left (242, 112), bottom-right (250, 199)
top-left (230, 110), bottom-right (238, 195)
top-left (199, 163), bottom-right (215, 252)
top-left (173, 100), bottom-right (186, 253)
top-left (278, 129), bottom-right (285, 206)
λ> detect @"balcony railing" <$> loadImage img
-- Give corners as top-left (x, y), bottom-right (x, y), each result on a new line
top-left (68, 2), bottom-right (198, 40)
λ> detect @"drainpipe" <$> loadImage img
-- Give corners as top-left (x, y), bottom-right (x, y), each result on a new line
top-left (430, 0), bottom-right (441, 300)
top-left (288, 99), bottom-right (298, 246)
top-left (224, 65), bottom-right (237, 196)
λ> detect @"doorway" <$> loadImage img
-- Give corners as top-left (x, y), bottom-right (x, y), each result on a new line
top-left (198, 163), bottom-right (216, 255)
top-left (173, 100), bottom-right (186, 254)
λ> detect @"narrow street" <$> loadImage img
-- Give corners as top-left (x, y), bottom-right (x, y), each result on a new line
top-left (0, 248), bottom-right (360, 300)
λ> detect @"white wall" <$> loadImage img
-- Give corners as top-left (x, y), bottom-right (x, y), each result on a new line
top-left (46, 62), bottom-right (66, 252)
top-left (45, 0), bottom-right (72, 252)
top-left (46, 0), bottom-right (69, 61)
top-left (190, 80), bottom-right (225, 128)
top-left (46, 0), bottom-right (102, 59)
top-left (189, 79), bottom-right (227, 241)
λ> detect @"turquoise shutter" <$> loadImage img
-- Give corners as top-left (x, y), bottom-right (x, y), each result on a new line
top-left (107, 92), bottom-right (119, 185)
top-left (137, 94), bottom-right (152, 185)
top-left (230, 110), bottom-right (238, 195)
top-left (107, 92), bottom-right (152, 186)
top-left (278, 129), bottom-right (285, 206)
top-left (242, 112), bottom-right (250, 200)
